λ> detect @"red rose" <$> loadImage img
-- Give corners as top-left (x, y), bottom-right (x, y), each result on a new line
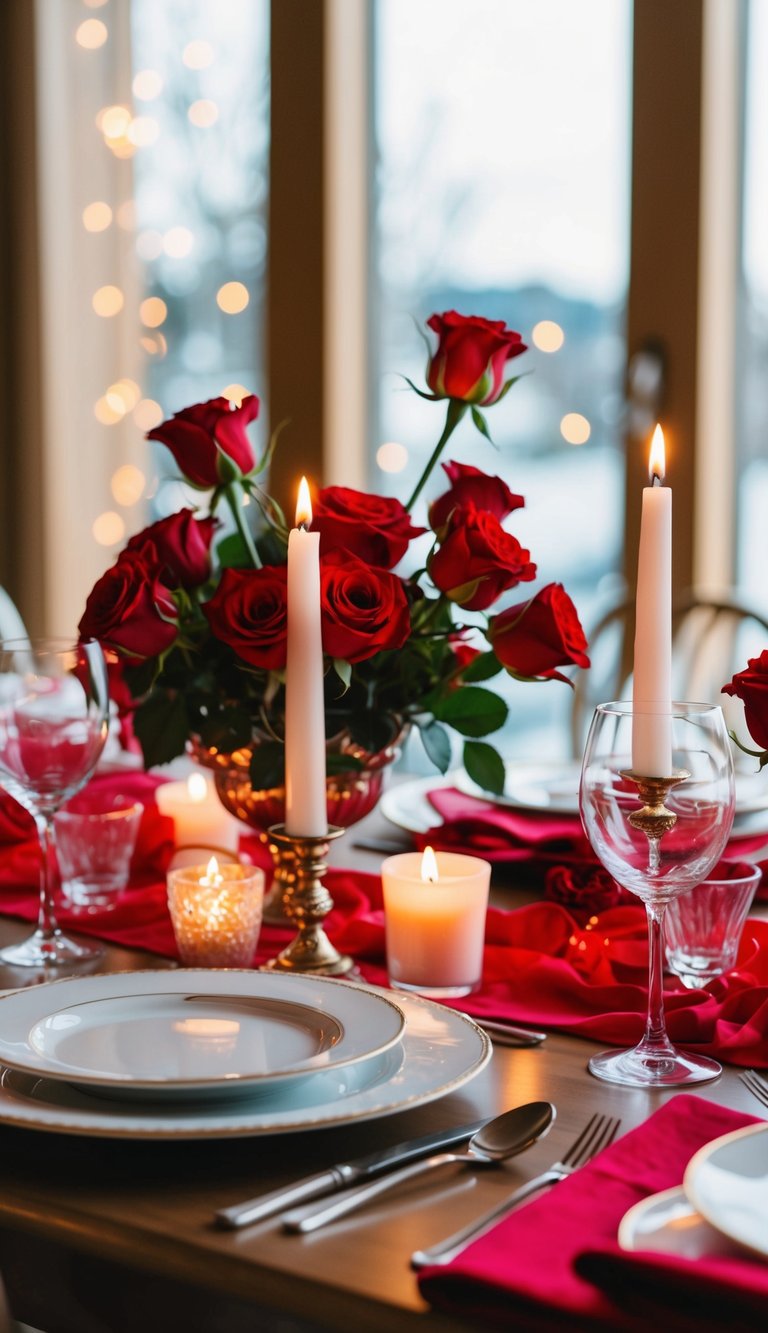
top-left (126, 510), bottom-right (216, 589)
top-left (723, 651), bottom-right (768, 751)
top-left (426, 311), bottom-right (526, 406)
top-left (430, 461), bottom-right (524, 532)
top-left (313, 487), bottom-right (424, 569)
top-left (78, 545), bottom-right (178, 660)
top-left (449, 636), bottom-right (481, 674)
top-left (429, 504), bottom-right (536, 611)
top-left (203, 566), bottom-right (288, 671)
top-left (489, 583), bottom-right (590, 683)
top-left (545, 865), bottom-right (630, 915)
top-left (147, 395), bottom-right (259, 488)
top-left (320, 550), bottom-right (411, 663)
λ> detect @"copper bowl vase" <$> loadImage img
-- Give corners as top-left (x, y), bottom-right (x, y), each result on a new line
top-left (188, 726), bottom-right (406, 922)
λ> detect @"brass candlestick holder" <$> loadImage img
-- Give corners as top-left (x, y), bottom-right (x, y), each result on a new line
top-left (619, 769), bottom-right (691, 871)
top-left (264, 824), bottom-right (354, 976)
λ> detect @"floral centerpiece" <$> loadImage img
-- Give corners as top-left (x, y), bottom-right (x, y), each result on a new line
top-left (723, 654), bottom-right (768, 769)
top-left (79, 311), bottom-right (590, 806)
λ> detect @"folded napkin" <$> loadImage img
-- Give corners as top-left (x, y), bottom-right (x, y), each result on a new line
top-left (418, 786), bottom-right (768, 902)
top-left (419, 1097), bottom-right (765, 1331)
top-left (416, 786), bottom-right (591, 865)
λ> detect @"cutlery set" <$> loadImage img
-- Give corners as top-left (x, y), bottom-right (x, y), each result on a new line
top-left (216, 1104), bottom-right (623, 1270)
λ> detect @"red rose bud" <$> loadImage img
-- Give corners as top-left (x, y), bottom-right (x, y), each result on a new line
top-left (429, 460), bottom-right (525, 532)
top-left (489, 583), bottom-right (590, 683)
top-left (313, 486), bottom-right (424, 569)
top-left (426, 311), bottom-right (526, 406)
top-left (723, 650), bottom-right (768, 752)
top-left (147, 394), bottom-right (259, 488)
top-left (78, 545), bottom-right (178, 660)
top-left (449, 635), bottom-right (481, 674)
top-left (429, 504), bottom-right (536, 611)
top-left (203, 565), bottom-right (287, 671)
top-left (126, 510), bottom-right (216, 588)
top-left (320, 549), bottom-right (411, 663)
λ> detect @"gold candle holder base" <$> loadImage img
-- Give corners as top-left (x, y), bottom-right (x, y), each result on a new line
top-left (619, 769), bottom-right (691, 839)
top-left (263, 824), bottom-right (354, 976)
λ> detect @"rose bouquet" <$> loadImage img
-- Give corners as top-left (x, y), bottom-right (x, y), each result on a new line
top-left (79, 311), bottom-right (590, 799)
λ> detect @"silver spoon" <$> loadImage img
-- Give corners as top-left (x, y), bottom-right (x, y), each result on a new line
top-left (282, 1101), bottom-right (556, 1233)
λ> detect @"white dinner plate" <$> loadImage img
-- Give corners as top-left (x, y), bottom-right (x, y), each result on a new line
top-left (456, 761), bottom-right (583, 813)
top-left (380, 775), bottom-right (456, 835)
top-left (0, 987), bottom-right (490, 1139)
top-left (0, 970), bottom-right (405, 1098)
top-left (683, 1121), bottom-right (768, 1260)
top-left (618, 1186), bottom-right (741, 1259)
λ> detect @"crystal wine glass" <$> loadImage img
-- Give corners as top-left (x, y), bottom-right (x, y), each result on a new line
top-left (0, 638), bottom-right (110, 967)
top-left (579, 701), bottom-right (735, 1087)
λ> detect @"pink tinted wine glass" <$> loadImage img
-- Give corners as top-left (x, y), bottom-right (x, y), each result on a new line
top-left (0, 638), bottom-right (109, 967)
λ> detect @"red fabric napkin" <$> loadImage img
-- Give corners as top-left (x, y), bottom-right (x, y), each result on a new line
top-left (2, 780), bottom-right (768, 1065)
top-left (418, 786), bottom-right (768, 901)
top-left (419, 1097), bottom-right (766, 1331)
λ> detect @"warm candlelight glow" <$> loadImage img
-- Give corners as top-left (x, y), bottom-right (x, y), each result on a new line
top-left (200, 856), bottom-right (222, 888)
top-left (420, 846), bottom-right (439, 883)
top-left (296, 476), bottom-right (313, 528)
top-left (187, 772), bottom-right (208, 803)
top-left (648, 423), bottom-right (666, 485)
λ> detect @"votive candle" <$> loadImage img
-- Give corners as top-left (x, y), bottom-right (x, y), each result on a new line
top-left (156, 771), bottom-right (241, 867)
top-left (381, 848), bottom-right (491, 998)
top-left (167, 858), bottom-right (265, 967)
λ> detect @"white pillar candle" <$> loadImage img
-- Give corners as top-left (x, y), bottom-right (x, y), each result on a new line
top-left (156, 771), bottom-right (241, 867)
top-left (381, 848), bottom-right (491, 998)
top-left (285, 477), bottom-right (328, 836)
top-left (632, 424), bottom-right (673, 776)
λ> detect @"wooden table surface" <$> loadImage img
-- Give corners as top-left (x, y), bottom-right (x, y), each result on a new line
top-left (0, 806), bottom-right (764, 1333)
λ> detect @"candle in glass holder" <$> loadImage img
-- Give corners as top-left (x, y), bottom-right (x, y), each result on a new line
top-left (381, 847), bottom-right (491, 998)
top-left (156, 771), bottom-right (241, 866)
top-left (167, 857), bottom-right (265, 967)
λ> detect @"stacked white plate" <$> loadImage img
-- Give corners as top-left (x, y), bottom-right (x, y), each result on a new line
top-left (619, 1122), bottom-right (768, 1261)
top-left (0, 970), bottom-right (491, 1140)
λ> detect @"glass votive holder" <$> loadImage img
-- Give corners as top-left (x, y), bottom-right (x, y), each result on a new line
top-left (381, 849), bottom-right (491, 998)
top-left (665, 859), bottom-right (761, 989)
top-left (55, 795), bottom-right (144, 913)
top-left (167, 859), bottom-right (265, 967)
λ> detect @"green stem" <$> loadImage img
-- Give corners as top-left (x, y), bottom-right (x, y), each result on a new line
top-left (405, 399), bottom-right (468, 512)
top-left (226, 483), bottom-right (261, 568)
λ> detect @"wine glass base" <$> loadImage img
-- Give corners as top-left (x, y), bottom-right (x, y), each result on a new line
top-left (0, 930), bottom-right (103, 969)
top-left (588, 1045), bottom-right (721, 1088)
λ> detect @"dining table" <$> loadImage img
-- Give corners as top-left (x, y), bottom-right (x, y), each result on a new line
top-left (0, 782), bottom-right (765, 1333)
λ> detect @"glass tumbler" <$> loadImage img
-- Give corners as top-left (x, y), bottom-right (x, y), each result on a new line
top-left (665, 860), bottom-right (761, 989)
top-left (56, 796), bottom-right (143, 912)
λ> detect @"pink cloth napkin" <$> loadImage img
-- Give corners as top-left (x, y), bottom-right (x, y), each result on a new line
top-left (418, 786), bottom-right (768, 901)
top-left (419, 1096), bottom-right (766, 1331)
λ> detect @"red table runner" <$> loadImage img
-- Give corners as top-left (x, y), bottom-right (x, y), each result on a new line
top-left (1, 774), bottom-right (768, 1066)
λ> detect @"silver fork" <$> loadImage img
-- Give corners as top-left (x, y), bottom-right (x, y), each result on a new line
top-left (739, 1068), bottom-right (768, 1110)
top-left (411, 1111), bottom-right (621, 1269)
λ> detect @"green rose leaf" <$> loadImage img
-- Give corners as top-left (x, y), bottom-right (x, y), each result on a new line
top-left (133, 691), bottom-right (190, 768)
top-left (459, 651), bottom-right (503, 683)
top-left (462, 740), bottom-right (506, 796)
top-left (418, 719), bottom-right (452, 774)
top-left (198, 707), bottom-right (253, 752)
top-left (325, 752), bottom-right (365, 774)
top-left (432, 685), bottom-right (508, 738)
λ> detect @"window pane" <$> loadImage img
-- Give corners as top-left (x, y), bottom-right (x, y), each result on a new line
top-left (131, 0), bottom-right (269, 517)
top-left (372, 0), bottom-right (632, 757)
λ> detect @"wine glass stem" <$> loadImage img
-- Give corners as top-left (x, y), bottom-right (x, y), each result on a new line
top-left (35, 814), bottom-right (60, 943)
top-left (643, 901), bottom-right (673, 1052)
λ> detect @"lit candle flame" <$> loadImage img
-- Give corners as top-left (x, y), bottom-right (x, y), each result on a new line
top-left (296, 476), bottom-right (313, 528)
top-left (186, 772), bottom-right (208, 802)
top-left (648, 423), bottom-right (665, 485)
top-left (420, 846), bottom-right (439, 883)
top-left (199, 855), bottom-right (221, 888)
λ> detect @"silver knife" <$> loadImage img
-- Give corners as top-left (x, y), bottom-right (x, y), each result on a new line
top-left (214, 1116), bottom-right (487, 1229)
